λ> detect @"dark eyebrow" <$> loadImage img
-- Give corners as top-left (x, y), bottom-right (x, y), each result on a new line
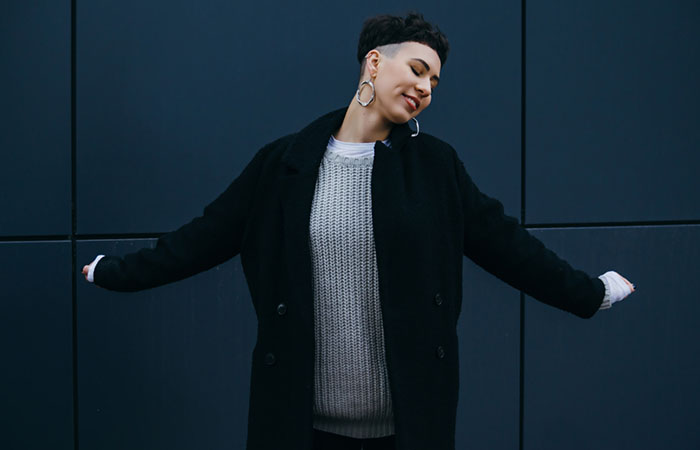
top-left (411, 58), bottom-right (440, 84)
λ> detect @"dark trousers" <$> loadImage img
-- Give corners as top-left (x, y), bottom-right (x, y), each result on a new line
top-left (312, 429), bottom-right (396, 450)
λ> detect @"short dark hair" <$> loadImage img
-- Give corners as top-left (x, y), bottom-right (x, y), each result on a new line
top-left (356, 12), bottom-right (450, 70)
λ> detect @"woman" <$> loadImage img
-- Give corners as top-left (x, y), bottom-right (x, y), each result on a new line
top-left (82, 12), bottom-right (634, 450)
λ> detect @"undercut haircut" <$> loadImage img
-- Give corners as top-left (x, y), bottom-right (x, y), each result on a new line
top-left (357, 12), bottom-right (450, 78)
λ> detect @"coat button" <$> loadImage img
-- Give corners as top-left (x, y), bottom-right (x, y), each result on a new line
top-left (264, 352), bottom-right (276, 366)
top-left (276, 303), bottom-right (287, 316)
top-left (435, 346), bottom-right (445, 359)
top-left (434, 293), bottom-right (443, 306)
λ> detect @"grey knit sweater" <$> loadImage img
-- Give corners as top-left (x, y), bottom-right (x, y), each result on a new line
top-left (309, 136), bottom-right (394, 439)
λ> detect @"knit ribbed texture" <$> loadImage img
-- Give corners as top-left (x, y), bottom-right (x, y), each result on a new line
top-left (309, 141), bottom-right (394, 438)
top-left (598, 275), bottom-right (612, 309)
top-left (598, 270), bottom-right (634, 309)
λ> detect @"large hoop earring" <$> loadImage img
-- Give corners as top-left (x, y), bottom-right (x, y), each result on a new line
top-left (356, 79), bottom-right (375, 107)
top-left (410, 117), bottom-right (420, 137)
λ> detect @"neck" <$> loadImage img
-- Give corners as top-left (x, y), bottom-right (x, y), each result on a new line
top-left (334, 97), bottom-right (393, 143)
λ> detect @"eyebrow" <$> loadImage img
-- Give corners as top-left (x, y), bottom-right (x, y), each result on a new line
top-left (411, 58), bottom-right (440, 84)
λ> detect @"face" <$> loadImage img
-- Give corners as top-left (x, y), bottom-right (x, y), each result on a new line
top-left (363, 41), bottom-right (442, 124)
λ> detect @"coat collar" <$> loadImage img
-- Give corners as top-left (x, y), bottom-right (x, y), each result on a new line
top-left (281, 106), bottom-right (414, 173)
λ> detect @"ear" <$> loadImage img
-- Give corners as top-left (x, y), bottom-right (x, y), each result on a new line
top-left (364, 49), bottom-right (381, 79)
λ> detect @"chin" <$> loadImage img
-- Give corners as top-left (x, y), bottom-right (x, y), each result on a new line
top-left (385, 108), bottom-right (415, 125)
top-left (376, 100), bottom-right (417, 125)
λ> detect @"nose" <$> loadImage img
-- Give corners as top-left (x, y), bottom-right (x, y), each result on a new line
top-left (415, 78), bottom-right (431, 97)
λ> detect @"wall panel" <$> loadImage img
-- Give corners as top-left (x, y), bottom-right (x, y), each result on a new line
top-left (526, 0), bottom-right (700, 223)
top-left (76, 0), bottom-right (522, 234)
top-left (456, 261), bottom-right (520, 449)
top-left (0, 1), bottom-right (71, 236)
top-left (77, 239), bottom-right (255, 449)
top-left (0, 241), bottom-right (73, 450)
top-left (428, 0), bottom-right (522, 218)
top-left (524, 225), bottom-right (700, 449)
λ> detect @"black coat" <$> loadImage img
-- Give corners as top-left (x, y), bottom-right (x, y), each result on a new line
top-left (95, 107), bottom-right (604, 449)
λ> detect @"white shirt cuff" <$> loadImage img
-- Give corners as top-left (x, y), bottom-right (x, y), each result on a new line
top-left (597, 271), bottom-right (634, 309)
top-left (87, 255), bottom-right (106, 283)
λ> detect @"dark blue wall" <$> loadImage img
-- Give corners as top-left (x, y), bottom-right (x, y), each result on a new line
top-left (2, 0), bottom-right (698, 449)
top-left (524, 226), bottom-right (700, 449)
top-left (1, 1), bottom-right (71, 236)
top-left (526, 0), bottom-right (700, 224)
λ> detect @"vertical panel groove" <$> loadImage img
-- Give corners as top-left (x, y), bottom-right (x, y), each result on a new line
top-left (520, 1), bottom-right (527, 449)
top-left (71, 0), bottom-right (79, 449)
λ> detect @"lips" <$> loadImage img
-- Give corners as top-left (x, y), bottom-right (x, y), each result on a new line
top-left (403, 94), bottom-right (419, 111)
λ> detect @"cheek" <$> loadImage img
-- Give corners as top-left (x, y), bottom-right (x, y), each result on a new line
top-left (373, 80), bottom-right (393, 102)
top-left (377, 84), bottom-right (404, 106)
top-left (420, 97), bottom-right (432, 110)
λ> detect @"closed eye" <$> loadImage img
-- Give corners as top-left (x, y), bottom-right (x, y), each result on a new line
top-left (410, 64), bottom-right (438, 94)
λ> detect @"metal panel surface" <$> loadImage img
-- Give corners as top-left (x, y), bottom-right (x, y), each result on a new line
top-left (456, 260), bottom-right (520, 449)
top-left (77, 239), bottom-right (256, 450)
top-left (523, 225), bottom-right (700, 450)
top-left (0, 241), bottom-right (73, 450)
top-left (526, 1), bottom-right (700, 223)
top-left (77, 0), bottom-right (521, 234)
top-left (427, 0), bottom-right (522, 219)
top-left (0, 1), bottom-right (71, 236)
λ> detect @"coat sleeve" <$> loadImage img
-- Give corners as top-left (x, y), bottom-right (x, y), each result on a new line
top-left (451, 150), bottom-right (604, 318)
top-left (93, 145), bottom-right (271, 292)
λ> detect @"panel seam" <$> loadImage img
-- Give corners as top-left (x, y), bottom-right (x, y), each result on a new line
top-left (71, 1), bottom-right (79, 449)
top-left (519, 1), bottom-right (526, 449)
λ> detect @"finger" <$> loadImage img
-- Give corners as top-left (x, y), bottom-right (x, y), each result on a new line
top-left (620, 275), bottom-right (635, 292)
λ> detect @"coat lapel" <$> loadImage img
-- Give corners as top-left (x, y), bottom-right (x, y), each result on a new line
top-left (278, 108), bottom-right (347, 332)
top-left (370, 122), bottom-right (412, 316)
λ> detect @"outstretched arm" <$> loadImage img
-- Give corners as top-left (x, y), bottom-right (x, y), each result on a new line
top-left (452, 150), bottom-right (634, 318)
top-left (82, 145), bottom-right (271, 292)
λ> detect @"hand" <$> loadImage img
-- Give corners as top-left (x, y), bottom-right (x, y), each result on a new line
top-left (619, 274), bottom-right (635, 292)
top-left (82, 255), bottom-right (106, 284)
top-left (599, 271), bottom-right (635, 307)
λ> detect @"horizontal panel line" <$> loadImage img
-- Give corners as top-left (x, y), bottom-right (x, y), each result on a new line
top-left (2, 220), bottom-right (699, 241)
top-left (525, 219), bottom-right (700, 228)
top-left (75, 232), bottom-right (164, 240)
top-left (0, 235), bottom-right (71, 242)
top-left (0, 232), bottom-right (163, 242)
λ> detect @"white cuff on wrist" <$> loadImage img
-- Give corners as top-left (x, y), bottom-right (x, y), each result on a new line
top-left (598, 276), bottom-right (612, 310)
top-left (597, 271), bottom-right (634, 309)
top-left (87, 255), bottom-right (106, 283)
